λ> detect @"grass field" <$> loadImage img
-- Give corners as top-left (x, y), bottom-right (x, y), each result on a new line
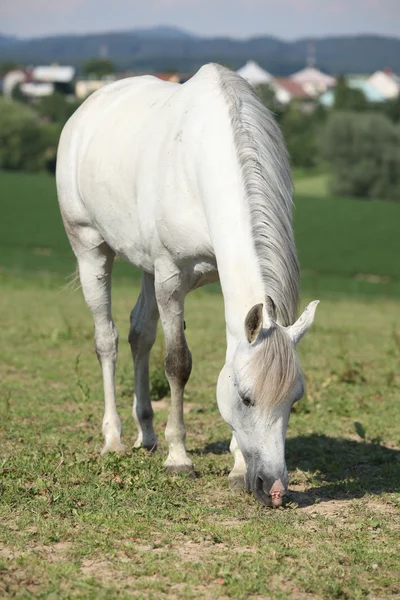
top-left (1, 171), bottom-right (400, 297)
top-left (1, 276), bottom-right (400, 598)
top-left (1, 170), bottom-right (400, 598)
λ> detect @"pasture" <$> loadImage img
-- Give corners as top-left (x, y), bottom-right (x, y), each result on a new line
top-left (1, 171), bottom-right (400, 598)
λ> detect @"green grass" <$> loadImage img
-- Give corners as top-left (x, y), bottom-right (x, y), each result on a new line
top-left (0, 171), bottom-right (140, 282)
top-left (1, 170), bottom-right (399, 298)
top-left (1, 275), bottom-right (400, 598)
top-left (1, 170), bottom-right (400, 597)
top-left (292, 168), bottom-right (329, 197)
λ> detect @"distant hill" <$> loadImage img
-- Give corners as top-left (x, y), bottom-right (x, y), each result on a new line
top-left (0, 27), bottom-right (399, 75)
top-left (0, 34), bottom-right (19, 47)
top-left (131, 26), bottom-right (197, 40)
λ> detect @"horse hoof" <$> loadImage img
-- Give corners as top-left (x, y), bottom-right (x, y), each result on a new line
top-left (101, 441), bottom-right (126, 455)
top-left (165, 464), bottom-right (196, 479)
top-left (228, 474), bottom-right (246, 491)
top-left (134, 440), bottom-right (158, 452)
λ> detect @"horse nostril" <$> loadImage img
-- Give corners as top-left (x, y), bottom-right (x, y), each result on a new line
top-left (255, 476), bottom-right (264, 493)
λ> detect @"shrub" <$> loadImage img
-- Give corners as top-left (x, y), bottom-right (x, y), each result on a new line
top-left (280, 105), bottom-right (325, 168)
top-left (82, 58), bottom-right (115, 79)
top-left (36, 92), bottom-right (81, 125)
top-left (322, 111), bottom-right (400, 201)
top-left (149, 365), bottom-right (169, 401)
top-left (0, 98), bottom-right (59, 172)
top-left (333, 75), bottom-right (369, 112)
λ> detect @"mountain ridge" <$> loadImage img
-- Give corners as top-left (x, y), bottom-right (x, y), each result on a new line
top-left (1, 27), bottom-right (399, 75)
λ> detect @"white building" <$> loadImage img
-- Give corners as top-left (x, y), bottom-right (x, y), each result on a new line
top-left (32, 65), bottom-right (75, 85)
top-left (272, 77), bottom-right (310, 105)
top-left (290, 67), bottom-right (336, 97)
top-left (2, 65), bottom-right (76, 99)
top-left (20, 82), bottom-right (55, 98)
top-left (368, 70), bottom-right (400, 99)
top-left (237, 60), bottom-right (273, 87)
top-left (2, 70), bottom-right (27, 98)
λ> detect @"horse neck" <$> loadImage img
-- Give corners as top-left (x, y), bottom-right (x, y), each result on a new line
top-left (193, 86), bottom-right (268, 359)
top-left (204, 177), bottom-right (266, 361)
top-left (221, 255), bottom-right (265, 363)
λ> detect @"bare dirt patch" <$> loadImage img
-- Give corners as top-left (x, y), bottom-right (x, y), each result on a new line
top-left (300, 498), bottom-right (350, 516)
top-left (174, 539), bottom-right (256, 563)
top-left (0, 543), bottom-right (22, 561)
top-left (33, 541), bottom-right (74, 562)
top-left (79, 560), bottom-right (184, 597)
top-left (176, 540), bottom-right (226, 563)
top-left (81, 558), bottom-right (115, 581)
top-left (0, 540), bottom-right (73, 564)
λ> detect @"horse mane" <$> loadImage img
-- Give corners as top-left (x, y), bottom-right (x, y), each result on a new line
top-left (252, 325), bottom-right (299, 408)
top-left (215, 64), bottom-right (300, 327)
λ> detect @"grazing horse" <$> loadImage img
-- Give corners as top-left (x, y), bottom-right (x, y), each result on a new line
top-left (56, 64), bottom-right (319, 507)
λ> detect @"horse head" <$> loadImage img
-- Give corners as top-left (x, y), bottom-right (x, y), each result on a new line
top-left (217, 298), bottom-right (319, 507)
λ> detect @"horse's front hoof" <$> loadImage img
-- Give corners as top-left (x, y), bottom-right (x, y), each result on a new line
top-left (165, 463), bottom-right (196, 479)
top-left (101, 440), bottom-right (126, 456)
top-left (228, 473), bottom-right (246, 491)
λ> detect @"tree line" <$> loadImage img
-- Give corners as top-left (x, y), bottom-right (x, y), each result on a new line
top-left (259, 76), bottom-right (400, 201)
top-left (1, 69), bottom-right (400, 201)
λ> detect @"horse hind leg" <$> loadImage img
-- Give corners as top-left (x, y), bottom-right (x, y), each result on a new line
top-left (128, 272), bottom-right (159, 450)
top-left (75, 234), bottom-right (125, 455)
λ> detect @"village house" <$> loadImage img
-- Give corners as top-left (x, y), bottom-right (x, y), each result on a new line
top-left (236, 60), bottom-right (273, 87)
top-left (319, 76), bottom-right (386, 107)
top-left (289, 67), bottom-right (336, 96)
top-left (272, 77), bottom-right (311, 105)
top-left (2, 65), bottom-right (76, 99)
top-left (367, 69), bottom-right (400, 99)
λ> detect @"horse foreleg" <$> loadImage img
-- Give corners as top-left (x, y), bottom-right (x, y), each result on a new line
top-left (228, 433), bottom-right (247, 490)
top-left (155, 260), bottom-right (194, 474)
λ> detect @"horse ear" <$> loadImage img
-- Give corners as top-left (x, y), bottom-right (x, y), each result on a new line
top-left (287, 300), bottom-right (319, 345)
top-left (245, 303), bottom-right (263, 343)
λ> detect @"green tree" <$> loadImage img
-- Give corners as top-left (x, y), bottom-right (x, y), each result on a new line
top-left (334, 75), bottom-right (369, 112)
top-left (82, 58), bottom-right (115, 79)
top-left (256, 83), bottom-right (278, 111)
top-left (280, 104), bottom-right (324, 168)
top-left (322, 111), bottom-right (400, 200)
top-left (382, 96), bottom-right (400, 123)
top-left (36, 92), bottom-right (81, 125)
top-left (0, 60), bottom-right (21, 76)
top-left (0, 98), bottom-right (59, 172)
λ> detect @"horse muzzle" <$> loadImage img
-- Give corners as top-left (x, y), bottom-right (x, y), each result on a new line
top-left (247, 472), bottom-right (287, 508)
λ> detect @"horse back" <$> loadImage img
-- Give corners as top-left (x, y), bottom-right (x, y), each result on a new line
top-left (56, 66), bottom-right (237, 272)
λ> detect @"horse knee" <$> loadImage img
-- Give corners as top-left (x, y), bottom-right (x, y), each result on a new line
top-left (135, 403), bottom-right (154, 422)
top-left (128, 322), bottom-right (157, 355)
top-left (95, 321), bottom-right (118, 359)
top-left (165, 341), bottom-right (192, 386)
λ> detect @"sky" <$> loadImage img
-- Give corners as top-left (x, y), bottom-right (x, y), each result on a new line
top-left (1, 0), bottom-right (399, 40)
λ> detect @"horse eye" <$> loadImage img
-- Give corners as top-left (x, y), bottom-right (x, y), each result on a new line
top-left (240, 393), bottom-right (253, 407)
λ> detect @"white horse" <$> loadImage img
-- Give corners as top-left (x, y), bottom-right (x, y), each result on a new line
top-left (56, 64), bottom-right (319, 507)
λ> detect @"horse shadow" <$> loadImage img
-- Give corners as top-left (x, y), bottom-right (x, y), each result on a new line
top-left (201, 434), bottom-right (400, 507)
